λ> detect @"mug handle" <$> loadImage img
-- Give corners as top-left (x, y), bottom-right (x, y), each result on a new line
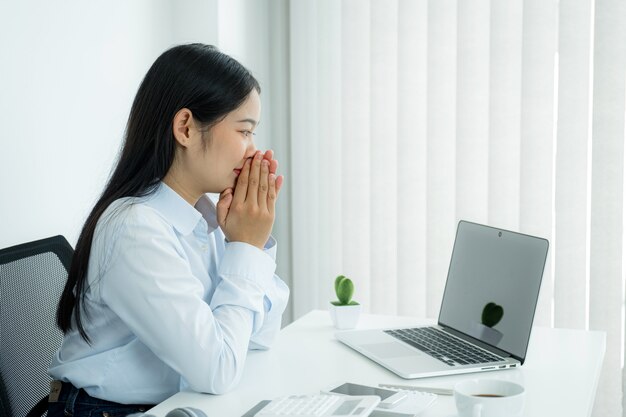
top-left (472, 403), bottom-right (483, 417)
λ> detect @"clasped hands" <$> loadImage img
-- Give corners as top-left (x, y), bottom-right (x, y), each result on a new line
top-left (217, 150), bottom-right (283, 250)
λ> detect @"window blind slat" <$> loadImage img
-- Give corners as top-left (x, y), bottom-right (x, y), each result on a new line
top-left (341, 0), bottom-right (372, 309)
top-left (426, 0), bottom-right (457, 318)
top-left (519, 0), bottom-right (557, 327)
top-left (369, 0), bottom-right (399, 314)
top-left (589, 0), bottom-right (626, 414)
top-left (553, 0), bottom-right (593, 330)
top-left (289, 0), bottom-right (321, 318)
top-left (397, 0), bottom-right (428, 317)
top-left (488, 0), bottom-right (523, 231)
top-left (316, 0), bottom-right (343, 307)
top-left (456, 0), bottom-right (490, 225)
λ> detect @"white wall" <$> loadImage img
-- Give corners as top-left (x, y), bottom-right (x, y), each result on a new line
top-left (0, 1), bottom-right (175, 247)
top-left (0, 0), bottom-right (287, 250)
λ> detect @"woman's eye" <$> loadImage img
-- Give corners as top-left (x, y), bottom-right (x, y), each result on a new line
top-left (240, 130), bottom-right (255, 138)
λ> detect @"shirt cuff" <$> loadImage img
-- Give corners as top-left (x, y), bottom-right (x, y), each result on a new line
top-left (220, 241), bottom-right (276, 289)
top-left (263, 235), bottom-right (277, 260)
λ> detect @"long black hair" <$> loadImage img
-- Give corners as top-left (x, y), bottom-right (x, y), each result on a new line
top-left (57, 44), bottom-right (260, 342)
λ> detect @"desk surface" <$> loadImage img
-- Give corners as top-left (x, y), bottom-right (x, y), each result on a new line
top-left (148, 310), bottom-right (606, 417)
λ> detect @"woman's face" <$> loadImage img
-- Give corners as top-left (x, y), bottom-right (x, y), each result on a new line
top-left (177, 90), bottom-right (261, 198)
top-left (203, 90), bottom-right (261, 192)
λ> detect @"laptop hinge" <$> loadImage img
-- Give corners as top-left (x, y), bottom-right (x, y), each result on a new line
top-left (440, 325), bottom-right (523, 362)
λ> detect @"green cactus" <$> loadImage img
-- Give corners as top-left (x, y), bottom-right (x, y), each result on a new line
top-left (481, 302), bottom-right (504, 328)
top-left (331, 275), bottom-right (359, 306)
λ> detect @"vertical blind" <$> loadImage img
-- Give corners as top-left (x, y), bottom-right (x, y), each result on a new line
top-left (289, 0), bottom-right (626, 415)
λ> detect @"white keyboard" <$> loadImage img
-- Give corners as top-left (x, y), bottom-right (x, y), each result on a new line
top-left (255, 394), bottom-right (380, 417)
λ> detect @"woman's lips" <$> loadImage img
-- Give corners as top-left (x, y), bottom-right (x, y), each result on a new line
top-left (233, 169), bottom-right (242, 176)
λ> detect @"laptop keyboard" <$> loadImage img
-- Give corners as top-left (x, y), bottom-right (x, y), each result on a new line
top-left (384, 327), bottom-right (503, 366)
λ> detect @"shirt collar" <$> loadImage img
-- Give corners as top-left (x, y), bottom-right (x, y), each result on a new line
top-left (145, 182), bottom-right (219, 236)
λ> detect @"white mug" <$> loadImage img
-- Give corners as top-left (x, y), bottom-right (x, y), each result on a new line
top-left (454, 379), bottom-right (525, 417)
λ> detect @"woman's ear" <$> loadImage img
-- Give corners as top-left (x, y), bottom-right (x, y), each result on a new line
top-left (172, 108), bottom-right (194, 147)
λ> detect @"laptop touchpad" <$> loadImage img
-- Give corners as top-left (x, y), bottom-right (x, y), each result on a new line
top-left (363, 342), bottom-right (419, 359)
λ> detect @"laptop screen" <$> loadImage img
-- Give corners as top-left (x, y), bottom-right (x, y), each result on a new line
top-left (438, 221), bottom-right (549, 360)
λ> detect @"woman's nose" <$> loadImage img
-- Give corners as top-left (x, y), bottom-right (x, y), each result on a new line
top-left (245, 143), bottom-right (257, 159)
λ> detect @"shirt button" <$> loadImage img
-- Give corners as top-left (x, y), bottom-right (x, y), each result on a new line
top-left (201, 244), bottom-right (208, 251)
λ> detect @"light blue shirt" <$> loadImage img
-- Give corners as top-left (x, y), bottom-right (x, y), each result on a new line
top-left (49, 182), bottom-right (290, 404)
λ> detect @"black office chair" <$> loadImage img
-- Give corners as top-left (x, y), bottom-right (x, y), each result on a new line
top-left (0, 236), bottom-right (73, 417)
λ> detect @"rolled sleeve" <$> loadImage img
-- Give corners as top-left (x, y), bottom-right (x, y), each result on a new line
top-left (249, 276), bottom-right (290, 350)
top-left (211, 241), bottom-right (276, 333)
top-left (213, 233), bottom-right (289, 350)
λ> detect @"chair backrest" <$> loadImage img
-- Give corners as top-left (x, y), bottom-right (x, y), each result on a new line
top-left (0, 236), bottom-right (73, 417)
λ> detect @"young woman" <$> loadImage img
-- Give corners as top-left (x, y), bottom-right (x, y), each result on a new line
top-left (48, 44), bottom-right (289, 417)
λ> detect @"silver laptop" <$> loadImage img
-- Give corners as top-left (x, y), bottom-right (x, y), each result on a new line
top-left (335, 220), bottom-right (549, 379)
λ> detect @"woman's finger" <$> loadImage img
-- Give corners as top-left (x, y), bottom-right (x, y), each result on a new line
top-left (258, 159), bottom-right (270, 211)
top-left (276, 175), bottom-right (284, 196)
top-left (269, 159), bottom-right (278, 176)
top-left (246, 152), bottom-right (263, 204)
top-left (262, 150), bottom-right (278, 175)
top-left (268, 173), bottom-right (277, 215)
top-left (232, 158), bottom-right (251, 205)
top-left (216, 188), bottom-right (233, 227)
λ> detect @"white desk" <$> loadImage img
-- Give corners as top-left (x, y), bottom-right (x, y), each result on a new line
top-left (148, 310), bottom-right (606, 417)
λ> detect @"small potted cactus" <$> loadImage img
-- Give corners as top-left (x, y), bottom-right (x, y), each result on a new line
top-left (329, 275), bottom-right (361, 329)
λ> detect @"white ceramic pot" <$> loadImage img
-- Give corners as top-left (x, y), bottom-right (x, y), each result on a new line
top-left (329, 303), bottom-right (361, 329)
